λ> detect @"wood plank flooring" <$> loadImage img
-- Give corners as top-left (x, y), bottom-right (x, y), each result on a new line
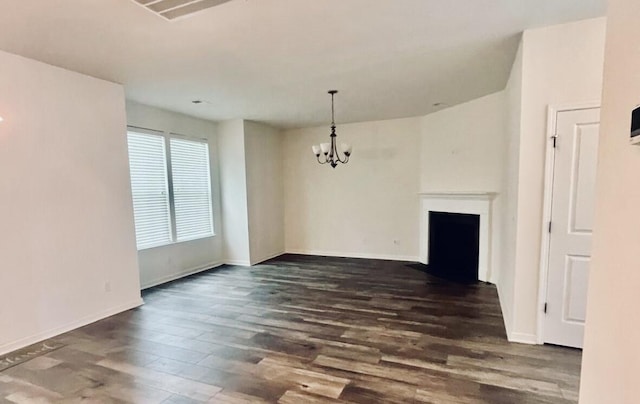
top-left (0, 254), bottom-right (582, 403)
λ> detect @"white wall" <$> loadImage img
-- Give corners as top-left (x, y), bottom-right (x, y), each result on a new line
top-left (283, 94), bottom-right (507, 263)
top-left (499, 40), bottom-right (524, 339)
top-left (580, 0), bottom-right (640, 401)
top-left (244, 121), bottom-right (285, 264)
top-left (419, 92), bottom-right (507, 194)
top-left (0, 50), bottom-right (142, 355)
top-left (505, 17), bottom-right (606, 342)
top-left (125, 101), bottom-right (223, 288)
top-left (218, 120), bottom-right (251, 266)
top-left (420, 92), bottom-right (507, 283)
top-left (284, 117), bottom-right (421, 261)
top-left (218, 119), bottom-right (285, 266)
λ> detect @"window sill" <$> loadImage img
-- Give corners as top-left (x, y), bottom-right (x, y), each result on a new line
top-left (137, 234), bottom-right (217, 251)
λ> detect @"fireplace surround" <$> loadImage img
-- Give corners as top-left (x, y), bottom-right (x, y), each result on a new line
top-left (419, 192), bottom-right (496, 283)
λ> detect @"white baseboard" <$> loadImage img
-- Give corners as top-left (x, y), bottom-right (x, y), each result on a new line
top-left (509, 332), bottom-right (538, 345)
top-left (0, 298), bottom-right (144, 356)
top-left (286, 249), bottom-right (420, 263)
top-left (222, 252), bottom-right (284, 268)
top-left (141, 261), bottom-right (223, 289)
top-left (224, 259), bottom-right (251, 267)
top-left (250, 251), bottom-right (285, 266)
top-left (496, 282), bottom-right (539, 345)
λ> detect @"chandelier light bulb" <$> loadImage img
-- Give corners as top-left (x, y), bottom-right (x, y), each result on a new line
top-left (311, 145), bottom-right (321, 156)
top-left (320, 143), bottom-right (331, 154)
top-left (341, 143), bottom-right (352, 156)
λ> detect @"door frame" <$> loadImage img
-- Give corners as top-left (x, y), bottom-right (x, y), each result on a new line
top-left (536, 101), bottom-right (600, 345)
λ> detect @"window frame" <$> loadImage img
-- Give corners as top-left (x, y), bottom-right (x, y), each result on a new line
top-left (127, 126), bottom-right (216, 251)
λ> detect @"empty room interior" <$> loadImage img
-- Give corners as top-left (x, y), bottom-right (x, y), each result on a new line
top-left (0, 0), bottom-right (638, 403)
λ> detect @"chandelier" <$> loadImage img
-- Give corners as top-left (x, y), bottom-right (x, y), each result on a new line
top-left (312, 90), bottom-right (352, 168)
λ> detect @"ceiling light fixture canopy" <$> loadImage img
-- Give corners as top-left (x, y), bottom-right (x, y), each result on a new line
top-left (312, 90), bottom-right (351, 168)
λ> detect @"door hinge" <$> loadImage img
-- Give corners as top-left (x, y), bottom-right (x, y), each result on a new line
top-left (544, 303), bottom-right (548, 314)
top-left (552, 135), bottom-right (558, 148)
top-left (548, 221), bottom-right (552, 233)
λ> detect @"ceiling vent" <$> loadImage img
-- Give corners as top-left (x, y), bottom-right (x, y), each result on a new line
top-left (133, 0), bottom-right (234, 21)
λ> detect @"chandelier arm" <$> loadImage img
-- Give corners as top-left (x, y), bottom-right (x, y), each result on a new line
top-left (332, 150), bottom-right (345, 163)
top-left (334, 140), bottom-right (346, 163)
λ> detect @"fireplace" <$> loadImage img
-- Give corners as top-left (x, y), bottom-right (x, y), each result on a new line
top-left (428, 211), bottom-right (480, 283)
top-left (419, 192), bottom-right (496, 283)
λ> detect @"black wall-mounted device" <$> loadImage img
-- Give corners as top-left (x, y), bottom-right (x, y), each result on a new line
top-left (631, 105), bottom-right (640, 141)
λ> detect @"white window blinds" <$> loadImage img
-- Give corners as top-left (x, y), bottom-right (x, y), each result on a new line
top-left (170, 138), bottom-right (214, 241)
top-left (126, 129), bottom-right (214, 250)
top-left (127, 131), bottom-right (172, 249)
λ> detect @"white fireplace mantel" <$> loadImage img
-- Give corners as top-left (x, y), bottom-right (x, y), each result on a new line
top-left (419, 192), bottom-right (497, 283)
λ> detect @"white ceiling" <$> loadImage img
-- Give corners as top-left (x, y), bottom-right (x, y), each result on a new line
top-left (0, 0), bottom-right (606, 129)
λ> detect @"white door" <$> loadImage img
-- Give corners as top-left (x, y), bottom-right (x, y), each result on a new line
top-left (544, 107), bottom-right (600, 348)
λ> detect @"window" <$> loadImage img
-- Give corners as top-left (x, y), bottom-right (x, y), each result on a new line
top-left (170, 138), bottom-right (214, 242)
top-left (127, 129), bottom-right (214, 250)
top-left (127, 131), bottom-right (172, 249)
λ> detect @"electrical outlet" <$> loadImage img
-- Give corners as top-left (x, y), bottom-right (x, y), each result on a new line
top-left (104, 281), bottom-right (111, 293)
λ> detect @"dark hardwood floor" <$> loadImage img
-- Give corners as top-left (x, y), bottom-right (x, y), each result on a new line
top-left (0, 255), bottom-right (581, 403)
